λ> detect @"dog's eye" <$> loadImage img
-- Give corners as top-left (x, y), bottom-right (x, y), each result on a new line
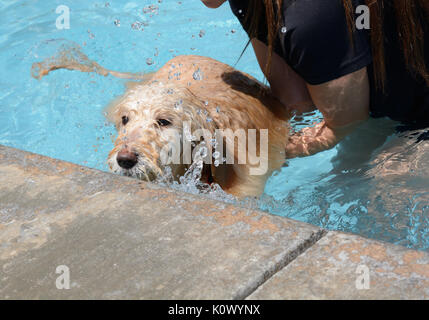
top-left (157, 119), bottom-right (172, 127)
top-left (122, 116), bottom-right (129, 125)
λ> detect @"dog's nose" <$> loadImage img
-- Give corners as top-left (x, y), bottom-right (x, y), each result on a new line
top-left (117, 149), bottom-right (138, 169)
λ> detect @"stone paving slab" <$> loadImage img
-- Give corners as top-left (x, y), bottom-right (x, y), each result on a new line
top-left (0, 145), bottom-right (323, 299)
top-left (248, 232), bottom-right (429, 300)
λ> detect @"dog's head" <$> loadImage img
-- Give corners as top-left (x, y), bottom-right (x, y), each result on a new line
top-left (106, 81), bottom-right (217, 181)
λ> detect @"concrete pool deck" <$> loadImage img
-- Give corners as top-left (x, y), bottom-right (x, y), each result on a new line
top-left (0, 144), bottom-right (428, 299)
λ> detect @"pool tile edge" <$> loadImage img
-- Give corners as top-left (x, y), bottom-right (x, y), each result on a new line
top-left (0, 145), bottom-right (319, 299)
top-left (247, 231), bottom-right (429, 300)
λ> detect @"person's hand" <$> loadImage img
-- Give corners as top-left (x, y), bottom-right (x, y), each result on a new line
top-left (285, 121), bottom-right (354, 159)
top-left (201, 0), bottom-right (227, 8)
top-left (286, 67), bottom-right (370, 158)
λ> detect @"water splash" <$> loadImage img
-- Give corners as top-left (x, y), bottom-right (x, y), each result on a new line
top-left (156, 148), bottom-right (236, 204)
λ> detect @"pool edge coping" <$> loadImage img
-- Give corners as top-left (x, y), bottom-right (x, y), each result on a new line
top-left (0, 144), bottom-right (427, 299)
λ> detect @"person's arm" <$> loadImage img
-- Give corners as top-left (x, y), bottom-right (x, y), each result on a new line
top-left (286, 67), bottom-right (370, 158)
top-left (201, 0), bottom-right (226, 8)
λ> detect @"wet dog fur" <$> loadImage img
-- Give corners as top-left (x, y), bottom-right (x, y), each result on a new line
top-left (106, 55), bottom-right (290, 197)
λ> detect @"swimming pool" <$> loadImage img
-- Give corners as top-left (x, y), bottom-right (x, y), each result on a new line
top-left (0, 0), bottom-right (428, 251)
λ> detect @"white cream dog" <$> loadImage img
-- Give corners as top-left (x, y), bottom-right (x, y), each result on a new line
top-left (33, 48), bottom-right (290, 197)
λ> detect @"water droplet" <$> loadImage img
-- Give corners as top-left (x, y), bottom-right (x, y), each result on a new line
top-left (146, 58), bottom-right (154, 65)
top-left (131, 21), bottom-right (145, 31)
top-left (143, 4), bottom-right (159, 14)
top-left (193, 68), bottom-right (203, 81)
top-left (281, 26), bottom-right (287, 33)
top-left (174, 99), bottom-right (183, 109)
top-left (199, 146), bottom-right (208, 158)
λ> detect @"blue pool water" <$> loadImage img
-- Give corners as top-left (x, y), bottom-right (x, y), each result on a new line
top-left (0, 0), bottom-right (428, 251)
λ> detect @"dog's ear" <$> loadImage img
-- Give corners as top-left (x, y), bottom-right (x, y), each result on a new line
top-left (210, 162), bottom-right (217, 184)
top-left (104, 97), bottom-right (124, 128)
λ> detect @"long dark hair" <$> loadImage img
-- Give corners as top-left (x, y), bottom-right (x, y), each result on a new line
top-left (243, 0), bottom-right (429, 91)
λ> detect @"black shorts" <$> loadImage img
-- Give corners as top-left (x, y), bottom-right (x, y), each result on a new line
top-left (395, 86), bottom-right (429, 141)
top-left (228, 0), bottom-right (429, 124)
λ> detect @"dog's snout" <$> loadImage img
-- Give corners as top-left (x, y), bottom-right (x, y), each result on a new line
top-left (117, 149), bottom-right (138, 169)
